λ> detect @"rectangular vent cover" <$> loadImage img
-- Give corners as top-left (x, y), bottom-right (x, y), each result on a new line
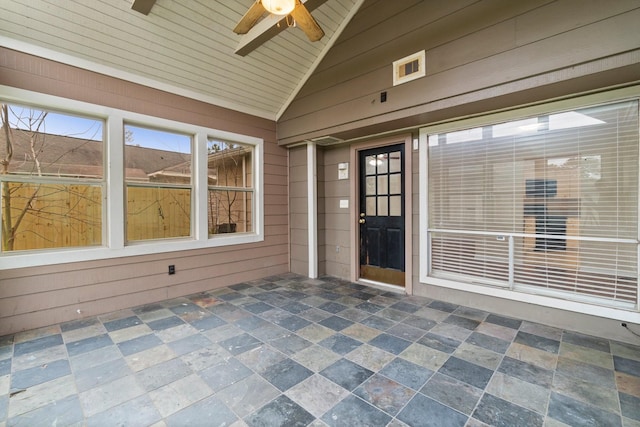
top-left (393, 50), bottom-right (426, 86)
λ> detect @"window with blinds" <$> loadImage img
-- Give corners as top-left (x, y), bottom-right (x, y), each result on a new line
top-left (427, 100), bottom-right (639, 307)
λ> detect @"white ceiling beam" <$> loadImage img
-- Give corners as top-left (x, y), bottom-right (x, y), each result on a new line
top-left (234, 0), bottom-right (328, 56)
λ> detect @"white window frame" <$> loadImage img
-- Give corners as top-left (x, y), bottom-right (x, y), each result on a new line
top-left (0, 86), bottom-right (264, 269)
top-left (419, 85), bottom-right (640, 324)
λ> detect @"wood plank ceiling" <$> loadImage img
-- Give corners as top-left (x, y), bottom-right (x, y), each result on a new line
top-left (0, 0), bottom-right (363, 120)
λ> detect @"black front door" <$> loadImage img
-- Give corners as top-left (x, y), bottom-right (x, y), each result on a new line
top-left (358, 144), bottom-right (405, 286)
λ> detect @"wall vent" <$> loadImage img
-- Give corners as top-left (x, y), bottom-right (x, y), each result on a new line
top-left (310, 136), bottom-right (344, 146)
top-left (393, 50), bottom-right (426, 86)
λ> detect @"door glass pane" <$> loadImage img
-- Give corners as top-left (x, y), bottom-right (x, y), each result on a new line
top-left (366, 156), bottom-right (377, 175)
top-left (366, 176), bottom-right (376, 195)
top-left (377, 175), bottom-right (388, 195)
top-left (390, 195), bottom-right (402, 216)
top-left (377, 155), bottom-right (388, 174)
top-left (390, 174), bottom-right (401, 194)
top-left (377, 196), bottom-right (388, 216)
top-left (389, 151), bottom-right (401, 172)
top-left (366, 196), bottom-right (376, 215)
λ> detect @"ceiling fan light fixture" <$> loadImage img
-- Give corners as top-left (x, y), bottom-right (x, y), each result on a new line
top-left (261, 0), bottom-right (295, 16)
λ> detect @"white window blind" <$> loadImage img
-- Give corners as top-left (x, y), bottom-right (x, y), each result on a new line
top-left (427, 100), bottom-right (639, 306)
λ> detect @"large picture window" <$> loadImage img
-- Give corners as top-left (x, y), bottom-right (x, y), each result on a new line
top-left (0, 89), bottom-right (263, 269)
top-left (0, 103), bottom-right (104, 251)
top-left (422, 97), bottom-right (639, 308)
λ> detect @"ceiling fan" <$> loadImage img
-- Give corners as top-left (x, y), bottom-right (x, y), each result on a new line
top-left (233, 0), bottom-right (325, 42)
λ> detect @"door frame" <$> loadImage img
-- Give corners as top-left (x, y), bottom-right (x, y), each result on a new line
top-left (350, 134), bottom-right (413, 294)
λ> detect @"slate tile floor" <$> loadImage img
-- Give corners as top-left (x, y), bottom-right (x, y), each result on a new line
top-left (1, 273), bottom-right (640, 426)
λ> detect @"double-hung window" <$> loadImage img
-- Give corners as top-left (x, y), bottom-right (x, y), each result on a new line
top-left (124, 125), bottom-right (193, 242)
top-left (207, 140), bottom-right (254, 235)
top-left (0, 102), bottom-right (104, 252)
top-left (0, 88), bottom-right (263, 269)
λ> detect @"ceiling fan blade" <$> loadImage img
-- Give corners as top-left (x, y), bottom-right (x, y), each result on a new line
top-left (290, 2), bottom-right (324, 42)
top-left (233, 1), bottom-right (266, 34)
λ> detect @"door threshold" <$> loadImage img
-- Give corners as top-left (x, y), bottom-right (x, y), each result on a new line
top-left (358, 279), bottom-right (406, 294)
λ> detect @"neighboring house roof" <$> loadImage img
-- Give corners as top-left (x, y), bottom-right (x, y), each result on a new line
top-left (1, 128), bottom-right (188, 180)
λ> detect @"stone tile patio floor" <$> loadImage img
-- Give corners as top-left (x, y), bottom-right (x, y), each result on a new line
top-left (1, 273), bottom-right (639, 426)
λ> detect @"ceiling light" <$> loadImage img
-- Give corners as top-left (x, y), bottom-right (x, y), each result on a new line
top-left (262, 0), bottom-right (295, 15)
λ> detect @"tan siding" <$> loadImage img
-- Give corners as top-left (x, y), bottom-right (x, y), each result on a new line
top-left (0, 49), bottom-right (289, 336)
top-left (288, 146), bottom-right (309, 276)
top-left (278, 0), bottom-right (640, 143)
top-left (319, 145), bottom-right (351, 279)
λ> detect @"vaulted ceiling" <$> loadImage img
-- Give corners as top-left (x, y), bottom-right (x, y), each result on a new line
top-left (0, 0), bottom-right (364, 120)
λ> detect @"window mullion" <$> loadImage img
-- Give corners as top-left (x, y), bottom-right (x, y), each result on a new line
top-left (195, 132), bottom-right (209, 241)
top-left (107, 115), bottom-right (125, 249)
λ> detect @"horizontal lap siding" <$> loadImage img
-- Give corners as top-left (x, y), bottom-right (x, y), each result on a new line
top-left (289, 146), bottom-right (309, 275)
top-left (278, 0), bottom-right (640, 143)
top-left (0, 48), bottom-right (289, 336)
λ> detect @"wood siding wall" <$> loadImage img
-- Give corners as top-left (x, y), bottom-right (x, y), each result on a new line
top-left (320, 146), bottom-right (351, 279)
top-left (0, 48), bottom-right (289, 336)
top-left (289, 146), bottom-right (309, 275)
top-left (278, 0), bottom-right (640, 144)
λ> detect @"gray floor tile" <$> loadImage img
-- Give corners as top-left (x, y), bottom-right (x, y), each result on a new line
top-left (11, 359), bottom-right (71, 390)
top-left (620, 392), bottom-right (640, 422)
top-left (103, 315), bottom-right (142, 332)
top-left (421, 372), bottom-right (483, 415)
top-left (219, 332), bottom-right (262, 355)
top-left (556, 356), bottom-right (616, 389)
top-left (379, 357), bottom-right (433, 391)
top-left (199, 357), bottom-right (253, 392)
top-left (136, 357), bottom-right (193, 391)
top-left (515, 330), bottom-right (561, 354)
top-left (472, 393), bottom-right (544, 427)
top-left (246, 394), bottom-right (314, 427)
top-left (261, 358), bottom-right (313, 391)
top-left (286, 374), bottom-right (350, 418)
top-left (498, 356), bottom-right (554, 388)
top-left (86, 395), bottom-right (161, 427)
top-left (8, 395), bottom-right (83, 427)
top-left (418, 332), bottom-right (461, 354)
top-left (216, 374), bottom-right (280, 417)
top-left (320, 358), bottom-right (373, 391)
top-left (318, 315), bottom-right (354, 332)
top-left (167, 333), bottom-right (213, 356)
top-left (397, 393), bottom-right (467, 427)
top-left (13, 335), bottom-right (63, 357)
top-left (438, 356), bottom-right (494, 389)
top-left (117, 334), bottom-right (162, 356)
top-left (322, 394), bottom-right (392, 427)
top-left (318, 333), bottom-right (362, 356)
top-left (166, 395), bottom-right (238, 427)
top-left (563, 331), bottom-right (611, 353)
top-left (75, 357), bottom-right (131, 392)
top-left (485, 313), bottom-right (522, 330)
top-left (2, 273), bottom-right (639, 427)
top-left (547, 391), bottom-right (622, 427)
top-left (354, 374), bottom-right (415, 416)
top-left (466, 331), bottom-right (511, 354)
top-left (368, 333), bottom-right (412, 355)
top-left (614, 355), bottom-right (640, 377)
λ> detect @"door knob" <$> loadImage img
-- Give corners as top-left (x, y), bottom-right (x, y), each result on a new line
top-left (359, 218), bottom-right (366, 224)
